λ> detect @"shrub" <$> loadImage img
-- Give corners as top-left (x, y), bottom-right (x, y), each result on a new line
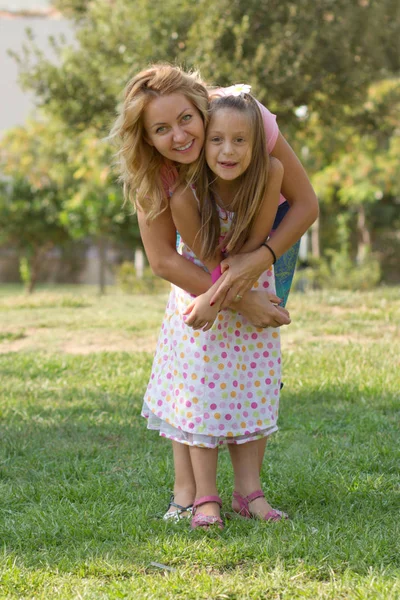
top-left (294, 250), bottom-right (381, 292)
top-left (116, 261), bottom-right (170, 294)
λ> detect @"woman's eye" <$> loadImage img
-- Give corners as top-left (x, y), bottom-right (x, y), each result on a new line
top-left (182, 114), bottom-right (192, 122)
top-left (156, 126), bottom-right (167, 134)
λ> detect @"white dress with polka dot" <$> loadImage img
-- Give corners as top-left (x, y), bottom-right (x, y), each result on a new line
top-left (142, 205), bottom-right (281, 448)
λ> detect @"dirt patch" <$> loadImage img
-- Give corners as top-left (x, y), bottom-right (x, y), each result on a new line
top-left (0, 327), bottom-right (158, 354)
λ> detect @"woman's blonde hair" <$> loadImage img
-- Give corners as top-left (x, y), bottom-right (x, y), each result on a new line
top-left (195, 94), bottom-right (270, 260)
top-left (110, 63), bottom-right (209, 220)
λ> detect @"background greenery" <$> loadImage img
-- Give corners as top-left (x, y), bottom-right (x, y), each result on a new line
top-left (0, 0), bottom-right (399, 291)
top-left (0, 285), bottom-right (399, 598)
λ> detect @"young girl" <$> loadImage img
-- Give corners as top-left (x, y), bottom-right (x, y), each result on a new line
top-left (112, 64), bottom-right (318, 521)
top-left (142, 93), bottom-right (288, 528)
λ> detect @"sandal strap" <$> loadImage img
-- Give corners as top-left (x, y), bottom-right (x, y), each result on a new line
top-left (193, 495), bottom-right (222, 510)
top-left (167, 494), bottom-right (193, 513)
top-left (245, 489), bottom-right (265, 503)
top-left (168, 501), bottom-right (193, 512)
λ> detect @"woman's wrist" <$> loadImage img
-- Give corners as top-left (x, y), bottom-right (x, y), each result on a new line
top-left (253, 245), bottom-right (273, 271)
top-left (260, 241), bottom-right (277, 265)
top-left (260, 239), bottom-right (277, 265)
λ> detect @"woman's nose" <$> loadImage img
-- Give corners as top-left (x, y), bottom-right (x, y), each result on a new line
top-left (172, 126), bottom-right (186, 143)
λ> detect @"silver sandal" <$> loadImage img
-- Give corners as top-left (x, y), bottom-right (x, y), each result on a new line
top-left (163, 494), bottom-right (193, 522)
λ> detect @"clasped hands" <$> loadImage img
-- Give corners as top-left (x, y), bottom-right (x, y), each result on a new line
top-left (183, 252), bottom-right (291, 331)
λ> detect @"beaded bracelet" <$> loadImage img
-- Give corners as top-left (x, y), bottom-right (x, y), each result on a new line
top-left (260, 242), bottom-right (277, 265)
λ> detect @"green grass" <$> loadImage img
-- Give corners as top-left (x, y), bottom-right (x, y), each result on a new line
top-left (0, 284), bottom-right (399, 599)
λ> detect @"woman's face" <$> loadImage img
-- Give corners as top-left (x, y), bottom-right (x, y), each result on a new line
top-left (143, 93), bottom-right (205, 164)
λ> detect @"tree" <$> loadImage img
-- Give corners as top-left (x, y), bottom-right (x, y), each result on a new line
top-left (0, 118), bottom-right (139, 293)
top-left (310, 79), bottom-right (400, 262)
top-left (0, 121), bottom-right (71, 292)
top-left (185, 0), bottom-right (400, 129)
top-left (13, 0), bottom-right (400, 133)
top-left (61, 128), bottom-right (139, 294)
top-left (7, 0), bottom-right (400, 284)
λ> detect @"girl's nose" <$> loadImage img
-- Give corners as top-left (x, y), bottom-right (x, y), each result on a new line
top-left (222, 143), bottom-right (234, 155)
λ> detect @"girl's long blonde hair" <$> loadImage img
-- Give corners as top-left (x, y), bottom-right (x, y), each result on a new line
top-left (195, 94), bottom-right (270, 261)
top-left (110, 64), bottom-right (209, 221)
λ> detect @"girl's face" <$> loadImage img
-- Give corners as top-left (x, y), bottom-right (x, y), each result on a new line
top-left (205, 108), bottom-right (253, 181)
top-left (143, 93), bottom-right (205, 164)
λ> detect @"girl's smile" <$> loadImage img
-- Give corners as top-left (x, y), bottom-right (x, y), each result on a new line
top-left (143, 93), bottom-right (205, 164)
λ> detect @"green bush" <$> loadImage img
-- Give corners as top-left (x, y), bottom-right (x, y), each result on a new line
top-left (19, 256), bottom-right (31, 291)
top-left (115, 261), bottom-right (170, 294)
top-left (294, 250), bottom-right (381, 292)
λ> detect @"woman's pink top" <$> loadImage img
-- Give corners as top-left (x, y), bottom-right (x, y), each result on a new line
top-left (160, 86), bottom-right (284, 204)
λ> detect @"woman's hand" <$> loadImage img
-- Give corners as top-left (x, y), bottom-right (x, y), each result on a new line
top-left (235, 291), bottom-right (291, 328)
top-left (210, 248), bottom-right (273, 308)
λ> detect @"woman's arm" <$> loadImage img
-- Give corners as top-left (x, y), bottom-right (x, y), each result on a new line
top-left (137, 207), bottom-right (211, 297)
top-left (210, 131), bottom-right (319, 306)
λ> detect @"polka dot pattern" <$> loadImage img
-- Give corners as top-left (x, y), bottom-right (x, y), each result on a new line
top-left (142, 206), bottom-right (281, 448)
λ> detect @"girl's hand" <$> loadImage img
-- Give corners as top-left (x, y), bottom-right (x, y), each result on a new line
top-left (183, 293), bottom-right (220, 331)
top-left (210, 250), bottom-right (273, 308)
top-left (235, 291), bottom-right (291, 328)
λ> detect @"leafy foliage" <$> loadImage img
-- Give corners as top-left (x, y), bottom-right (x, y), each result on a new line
top-left (4, 0), bottom-right (400, 286)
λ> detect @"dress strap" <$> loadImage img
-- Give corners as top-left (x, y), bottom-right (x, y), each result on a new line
top-left (189, 184), bottom-right (201, 209)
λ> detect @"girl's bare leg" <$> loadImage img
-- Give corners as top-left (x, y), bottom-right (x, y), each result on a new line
top-left (257, 436), bottom-right (268, 473)
top-left (228, 440), bottom-right (274, 517)
top-left (189, 446), bottom-right (220, 518)
top-left (166, 441), bottom-right (196, 516)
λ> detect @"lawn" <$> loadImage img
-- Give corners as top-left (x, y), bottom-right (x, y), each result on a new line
top-left (0, 285), bottom-right (399, 599)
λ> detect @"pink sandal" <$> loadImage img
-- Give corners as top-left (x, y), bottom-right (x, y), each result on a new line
top-left (232, 489), bottom-right (288, 522)
top-left (191, 495), bottom-right (224, 530)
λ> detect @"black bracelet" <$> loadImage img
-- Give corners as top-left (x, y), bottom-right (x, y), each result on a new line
top-left (260, 242), bottom-right (277, 265)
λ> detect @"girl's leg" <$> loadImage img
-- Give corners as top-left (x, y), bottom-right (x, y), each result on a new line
top-left (165, 442), bottom-right (196, 516)
top-left (228, 439), bottom-right (275, 517)
top-left (189, 445), bottom-right (220, 518)
top-left (256, 436), bottom-right (268, 473)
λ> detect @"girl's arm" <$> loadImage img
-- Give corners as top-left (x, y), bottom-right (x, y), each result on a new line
top-left (169, 184), bottom-right (223, 274)
top-left (210, 131), bottom-right (319, 306)
top-left (169, 184), bottom-right (225, 330)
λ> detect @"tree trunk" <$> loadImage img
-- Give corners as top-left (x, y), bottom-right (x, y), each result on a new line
top-left (311, 217), bottom-right (320, 259)
top-left (27, 243), bottom-right (53, 294)
top-left (134, 247), bottom-right (145, 278)
top-left (356, 204), bottom-right (371, 264)
top-left (98, 236), bottom-right (107, 295)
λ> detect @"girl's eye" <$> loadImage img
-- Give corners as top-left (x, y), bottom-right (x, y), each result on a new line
top-left (235, 137), bottom-right (245, 143)
top-left (210, 136), bottom-right (222, 143)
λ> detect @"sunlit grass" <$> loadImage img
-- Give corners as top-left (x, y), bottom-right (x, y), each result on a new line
top-left (0, 285), bottom-right (399, 599)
